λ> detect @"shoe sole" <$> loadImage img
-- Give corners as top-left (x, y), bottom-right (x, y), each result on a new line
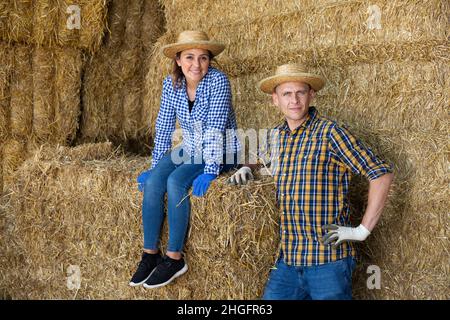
top-left (143, 264), bottom-right (188, 289)
top-left (129, 268), bottom-right (157, 287)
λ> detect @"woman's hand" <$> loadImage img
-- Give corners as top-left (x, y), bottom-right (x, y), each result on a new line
top-left (137, 170), bottom-right (152, 192)
top-left (192, 174), bottom-right (217, 197)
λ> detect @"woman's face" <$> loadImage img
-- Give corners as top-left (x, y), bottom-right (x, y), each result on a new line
top-left (176, 48), bottom-right (210, 84)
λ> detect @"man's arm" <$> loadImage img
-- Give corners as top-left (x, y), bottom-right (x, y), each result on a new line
top-left (361, 172), bottom-right (394, 231)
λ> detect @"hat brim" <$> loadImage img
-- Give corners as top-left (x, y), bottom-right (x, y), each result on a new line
top-left (259, 73), bottom-right (326, 94)
top-left (162, 41), bottom-right (225, 59)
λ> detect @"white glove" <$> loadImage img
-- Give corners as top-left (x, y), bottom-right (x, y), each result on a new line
top-left (322, 224), bottom-right (371, 247)
top-left (227, 166), bottom-right (254, 185)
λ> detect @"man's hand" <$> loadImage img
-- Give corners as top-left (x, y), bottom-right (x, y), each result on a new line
top-left (227, 167), bottom-right (254, 185)
top-left (322, 224), bottom-right (371, 247)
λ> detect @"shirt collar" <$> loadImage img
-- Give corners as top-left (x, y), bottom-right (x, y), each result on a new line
top-left (278, 107), bottom-right (318, 134)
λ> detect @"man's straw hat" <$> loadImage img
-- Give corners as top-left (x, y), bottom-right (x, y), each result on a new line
top-left (259, 64), bottom-right (326, 94)
top-left (162, 30), bottom-right (225, 59)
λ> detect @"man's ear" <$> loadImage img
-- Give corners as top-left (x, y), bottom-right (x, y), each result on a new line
top-left (272, 91), bottom-right (279, 107)
top-left (309, 89), bottom-right (316, 100)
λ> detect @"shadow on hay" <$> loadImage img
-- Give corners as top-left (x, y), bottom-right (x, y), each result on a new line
top-left (347, 134), bottom-right (410, 299)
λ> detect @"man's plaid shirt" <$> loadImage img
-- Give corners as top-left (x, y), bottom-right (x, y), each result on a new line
top-left (261, 107), bottom-right (392, 266)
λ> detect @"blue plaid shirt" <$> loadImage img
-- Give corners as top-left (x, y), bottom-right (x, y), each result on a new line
top-left (151, 67), bottom-right (240, 175)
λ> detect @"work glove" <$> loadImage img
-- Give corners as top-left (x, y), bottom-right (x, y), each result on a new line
top-left (192, 173), bottom-right (217, 197)
top-left (137, 170), bottom-right (152, 192)
top-left (322, 224), bottom-right (371, 247)
top-left (227, 166), bottom-right (253, 185)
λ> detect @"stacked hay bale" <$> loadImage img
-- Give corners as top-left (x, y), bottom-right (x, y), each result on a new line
top-left (140, 0), bottom-right (449, 299)
top-left (0, 0), bottom-right (106, 52)
top-left (0, 1), bottom-right (108, 192)
top-left (0, 143), bottom-right (278, 299)
top-left (0, 0), bottom-right (448, 300)
top-left (80, 0), bottom-right (165, 153)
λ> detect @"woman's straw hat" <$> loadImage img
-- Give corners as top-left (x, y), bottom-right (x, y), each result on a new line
top-left (162, 30), bottom-right (225, 59)
top-left (259, 64), bottom-right (326, 94)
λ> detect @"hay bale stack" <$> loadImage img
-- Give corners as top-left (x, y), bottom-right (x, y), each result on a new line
top-left (159, 0), bottom-right (447, 61)
top-left (54, 47), bottom-right (84, 145)
top-left (137, 0), bottom-right (449, 299)
top-left (0, 43), bottom-right (84, 192)
top-left (0, 143), bottom-right (279, 299)
top-left (10, 45), bottom-right (33, 139)
top-left (1, 138), bottom-right (27, 189)
top-left (0, 0), bottom-right (107, 53)
top-left (0, 43), bottom-right (12, 142)
top-left (32, 46), bottom-right (56, 143)
top-left (80, 0), bottom-right (164, 152)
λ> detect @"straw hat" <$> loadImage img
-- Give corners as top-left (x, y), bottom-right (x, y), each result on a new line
top-left (259, 64), bottom-right (326, 94)
top-left (162, 30), bottom-right (225, 59)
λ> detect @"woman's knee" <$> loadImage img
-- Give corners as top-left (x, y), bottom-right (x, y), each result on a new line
top-left (166, 173), bottom-right (190, 195)
top-left (143, 172), bottom-right (166, 194)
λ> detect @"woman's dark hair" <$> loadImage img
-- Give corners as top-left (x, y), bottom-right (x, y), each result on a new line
top-left (171, 50), bottom-right (214, 89)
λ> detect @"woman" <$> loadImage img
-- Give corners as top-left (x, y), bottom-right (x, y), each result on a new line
top-left (129, 30), bottom-right (240, 289)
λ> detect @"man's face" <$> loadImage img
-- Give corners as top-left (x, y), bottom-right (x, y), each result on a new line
top-left (272, 81), bottom-right (315, 128)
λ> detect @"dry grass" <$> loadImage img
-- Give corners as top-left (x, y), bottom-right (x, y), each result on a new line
top-left (0, 143), bottom-right (278, 299)
top-left (1, 0), bottom-right (107, 52)
top-left (80, 0), bottom-right (164, 152)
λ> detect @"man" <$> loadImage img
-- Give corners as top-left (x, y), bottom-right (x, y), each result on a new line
top-left (229, 64), bottom-right (393, 300)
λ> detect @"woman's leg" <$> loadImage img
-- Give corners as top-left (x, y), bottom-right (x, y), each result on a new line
top-left (166, 163), bottom-right (205, 256)
top-left (142, 149), bottom-right (181, 251)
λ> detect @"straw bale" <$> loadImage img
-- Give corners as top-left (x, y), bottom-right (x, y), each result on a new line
top-left (0, 144), bottom-right (279, 299)
top-left (32, 46), bottom-right (56, 143)
top-left (141, 0), bottom-right (165, 54)
top-left (0, 43), bottom-right (12, 142)
top-left (120, 0), bottom-right (144, 140)
top-left (56, 0), bottom-right (81, 47)
top-left (0, 2), bottom-right (7, 41)
top-left (77, 0), bottom-right (108, 53)
top-left (0, 1), bottom-right (107, 52)
top-left (6, 0), bottom-right (34, 44)
top-left (1, 138), bottom-right (26, 189)
top-left (10, 44), bottom-right (33, 139)
top-left (161, 0), bottom-right (448, 64)
top-left (33, 0), bottom-right (59, 48)
top-left (103, 0), bottom-right (127, 48)
top-left (2, 141), bottom-right (448, 299)
top-left (54, 47), bottom-right (84, 145)
top-left (81, 0), bottom-right (164, 149)
top-left (142, 35), bottom-right (172, 140)
top-left (80, 0), bottom-right (129, 141)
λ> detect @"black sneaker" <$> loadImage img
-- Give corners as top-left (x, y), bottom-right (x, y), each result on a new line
top-left (129, 252), bottom-right (162, 286)
top-left (143, 255), bottom-right (188, 289)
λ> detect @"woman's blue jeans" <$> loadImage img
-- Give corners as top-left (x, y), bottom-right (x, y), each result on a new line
top-left (262, 254), bottom-right (356, 300)
top-left (142, 147), bottom-right (238, 252)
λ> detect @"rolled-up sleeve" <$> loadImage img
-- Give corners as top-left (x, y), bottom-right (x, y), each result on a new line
top-left (329, 125), bottom-right (392, 180)
top-left (203, 73), bottom-right (231, 175)
top-left (151, 78), bottom-right (176, 169)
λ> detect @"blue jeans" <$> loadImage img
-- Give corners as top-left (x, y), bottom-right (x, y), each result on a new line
top-left (142, 147), bottom-right (238, 252)
top-left (262, 254), bottom-right (356, 300)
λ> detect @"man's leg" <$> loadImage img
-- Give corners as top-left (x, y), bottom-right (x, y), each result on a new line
top-left (262, 257), bottom-right (310, 300)
top-left (304, 256), bottom-right (356, 300)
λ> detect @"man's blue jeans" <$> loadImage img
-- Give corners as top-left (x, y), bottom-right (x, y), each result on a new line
top-left (262, 255), bottom-right (356, 300)
top-left (142, 147), bottom-right (238, 252)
